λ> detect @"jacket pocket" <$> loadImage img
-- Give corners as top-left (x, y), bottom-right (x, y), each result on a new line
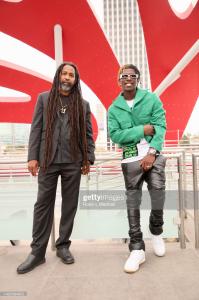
top-left (120, 121), bottom-right (132, 129)
top-left (133, 111), bottom-right (151, 124)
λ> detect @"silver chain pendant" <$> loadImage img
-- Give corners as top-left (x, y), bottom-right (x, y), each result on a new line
top-left (60, 107), bottom-right (66, 114)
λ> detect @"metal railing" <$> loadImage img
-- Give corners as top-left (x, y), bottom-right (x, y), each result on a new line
top-left (192, 154), bottom-right (199, 249)
top-left (0, 153), bottom-right (189, 249)
top-left (50, 154), bottom-right (186, 249)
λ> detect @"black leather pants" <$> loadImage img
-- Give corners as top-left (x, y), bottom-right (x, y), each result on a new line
top-left (127, 209), bottom-right (145, 251)
top-left (122, 155), bottom-right (166, 251)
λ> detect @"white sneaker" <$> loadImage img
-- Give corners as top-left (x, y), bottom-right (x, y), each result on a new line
top-left (151, 233), bottom-right (166, 257)
top-left (124, 250), bottom-right (145, 273)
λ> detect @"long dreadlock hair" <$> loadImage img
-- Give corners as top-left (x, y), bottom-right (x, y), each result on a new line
top-left (43, 62), bottom-right (88, 171)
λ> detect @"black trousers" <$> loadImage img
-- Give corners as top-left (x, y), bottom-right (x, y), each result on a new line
top-left (122, 155), bottom-right (166, 251)
top-left (30, 163), bottom-right (81, 257)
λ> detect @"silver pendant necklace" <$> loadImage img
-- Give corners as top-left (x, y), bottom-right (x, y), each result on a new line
top-left (59, 96), bottom-right (68, 114)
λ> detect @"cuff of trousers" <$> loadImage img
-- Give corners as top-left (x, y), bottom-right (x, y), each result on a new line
top-left (129, 241), bottom-right (145, 252)
top-left (149, 224), bottom-right (163, 235)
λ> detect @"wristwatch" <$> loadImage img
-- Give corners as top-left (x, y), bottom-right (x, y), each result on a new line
top-left (148, 147), bottom-right (157, 156)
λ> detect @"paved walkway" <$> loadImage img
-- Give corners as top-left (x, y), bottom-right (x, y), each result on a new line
top-left (0, 241), bottom-right (199, 300)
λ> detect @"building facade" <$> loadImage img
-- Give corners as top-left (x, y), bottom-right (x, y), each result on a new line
top-left (103, 0), bottom-right (150, 89)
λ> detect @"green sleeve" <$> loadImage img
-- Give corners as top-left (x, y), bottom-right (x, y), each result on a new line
top-left (108, 108), bottom-right (144, 145)
top-left (149, 94), bottom-right (166, 151)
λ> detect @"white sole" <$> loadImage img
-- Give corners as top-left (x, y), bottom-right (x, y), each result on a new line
top-left (124, 257), bottom-right (146, 273)
top-left (154, 251), bottom-right (165, 257)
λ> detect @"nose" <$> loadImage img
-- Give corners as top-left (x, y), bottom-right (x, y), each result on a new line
top-left (64, 74), bottom-right (70, 81)
top-left (125, 76), bottom-right (133, 83)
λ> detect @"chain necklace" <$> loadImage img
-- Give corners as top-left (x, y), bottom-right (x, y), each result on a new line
top-left (59, 95), bottom-right (68, 114)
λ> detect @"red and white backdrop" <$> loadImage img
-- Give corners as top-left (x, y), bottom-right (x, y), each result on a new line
top-left (137, 0), bottom-right (198, 141)
top-left (0, 0), bottom-right (198, 142)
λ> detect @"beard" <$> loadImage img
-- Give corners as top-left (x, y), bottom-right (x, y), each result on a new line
top-left (60, 82), bottom-right (73, 93)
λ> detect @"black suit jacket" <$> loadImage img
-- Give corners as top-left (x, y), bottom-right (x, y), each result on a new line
top-left (28, 91), bottom-right (95, 166)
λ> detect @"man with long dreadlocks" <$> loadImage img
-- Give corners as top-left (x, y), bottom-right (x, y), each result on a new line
top-left (17, 62), bottom-right (95, 274)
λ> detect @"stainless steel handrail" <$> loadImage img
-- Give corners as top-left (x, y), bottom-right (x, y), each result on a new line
top-left (192, 154), bottom-right (199, 249)
top-left (177, 154), bottom-right (186, 249)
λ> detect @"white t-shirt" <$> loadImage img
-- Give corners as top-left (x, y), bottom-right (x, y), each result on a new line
top-left (121, 99), bottom-right (149, 164)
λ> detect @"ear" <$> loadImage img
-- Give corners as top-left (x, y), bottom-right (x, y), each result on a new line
top-left (118, 79), bottom-right (122, 87)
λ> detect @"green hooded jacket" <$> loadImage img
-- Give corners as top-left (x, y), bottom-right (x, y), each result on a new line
top-left (108, 88), bottom-right (166, 151)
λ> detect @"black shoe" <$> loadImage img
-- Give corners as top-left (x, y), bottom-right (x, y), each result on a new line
top-left (56, 248), bottom-right (74, 264)
top-left (17, 254), bottom-right (46, 274)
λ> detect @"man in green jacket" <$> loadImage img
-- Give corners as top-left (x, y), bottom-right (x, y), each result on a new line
top-left (108, 64), bottom-right (167, 273)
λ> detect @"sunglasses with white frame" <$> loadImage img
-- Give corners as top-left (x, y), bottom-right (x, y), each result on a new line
top-left (119, 73), bottom-right (139, 80)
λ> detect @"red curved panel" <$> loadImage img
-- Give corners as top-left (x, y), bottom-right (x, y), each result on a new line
top-left (137, 0), bottom-right (199, 138)
top-left (0, 0), bottom-right (120, 127)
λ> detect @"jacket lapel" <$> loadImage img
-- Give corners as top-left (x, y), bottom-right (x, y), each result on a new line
top-left (113, 95), bottom-right (131, 112)
top-left (133, 88), bottom-right (148, 106)
top-left (113, 88), bottom-right (148, 111)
